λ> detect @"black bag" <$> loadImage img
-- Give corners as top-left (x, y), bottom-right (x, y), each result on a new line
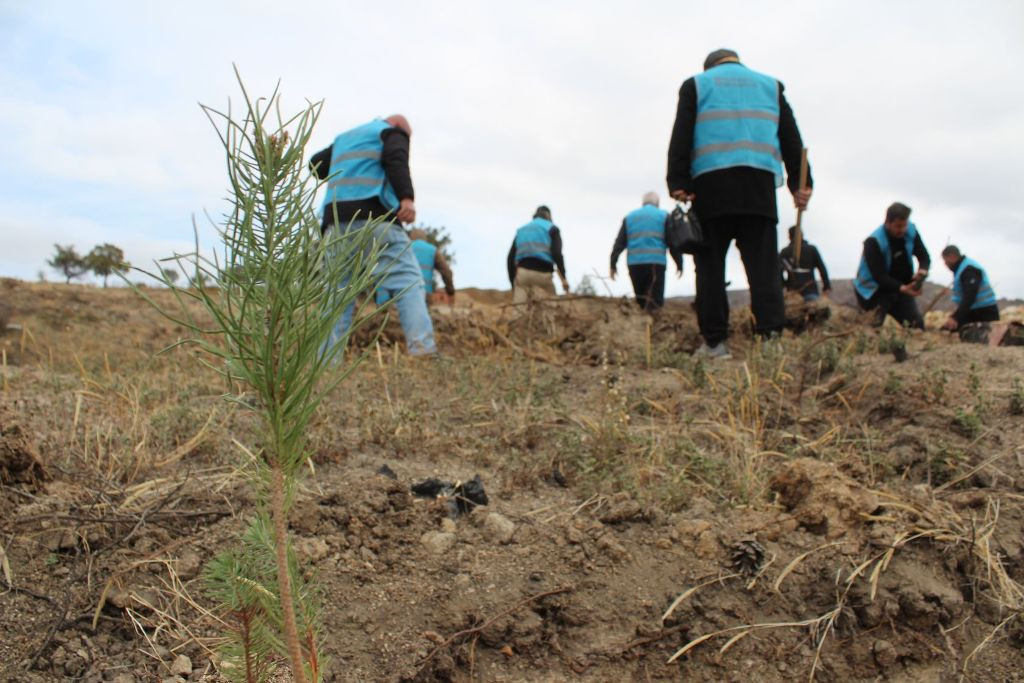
top-left (667, 202), bottom-right (705, 254)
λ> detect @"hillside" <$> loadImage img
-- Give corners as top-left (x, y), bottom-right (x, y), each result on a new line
top-left (2, 278), bottom-right (1024, 682)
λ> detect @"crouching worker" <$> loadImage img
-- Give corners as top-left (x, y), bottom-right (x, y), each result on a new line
top-left (376, 228), bottom-right (455, 306)
top-left (854, 202), bottom-right (930, 329)
top-left (940, 245), bottom-right (999, 342)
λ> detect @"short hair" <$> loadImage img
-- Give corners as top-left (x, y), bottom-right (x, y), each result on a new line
top-left (788, 226), bottom-right (797, 241)
top-left (642, 191), bottom-right (659, 206)
top-left (941, 245), bottom-right (962, 259)
top-left (704, 48), bottom-right (739, 71)
top-left (885, 202), bottom-right (912, 223)
top-left (534, 205), bottom-right (552, 221)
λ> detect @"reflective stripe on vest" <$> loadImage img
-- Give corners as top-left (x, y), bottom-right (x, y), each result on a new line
top-left (321, 119), bottom-right (400, 213)
top-left (625, 205), bottom-right (668, 266)
top-left (515, 219), bottom-right (554, 263)
top-left (411, 239), bottom-right (437, 293)
top-left (692, 63), bottom-right (783, 187)
top-left (952, 257), bottom-right (997, 309)
top-left (854, 224), bottom-right (918, 300)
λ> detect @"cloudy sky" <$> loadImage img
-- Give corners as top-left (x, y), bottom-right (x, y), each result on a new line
top-left (2, 1), bottom-right (1022, 299)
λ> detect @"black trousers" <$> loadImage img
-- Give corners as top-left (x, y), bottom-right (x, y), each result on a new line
top-left (692, 215), bottom-right (784, 345)
top-left (856, 290), bottom-right (924, 329)
top-left (628, 264), bottom-right (666, 311)
top-left (960, 305), bottom-right (1000, 325)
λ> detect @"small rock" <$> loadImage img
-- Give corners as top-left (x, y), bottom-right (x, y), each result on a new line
top-left (294, 537), bottom-right (330, 563)
top-left (359, 547), bottom-right (378, 563)
top-left (106, 588), bottom-right (131, 610)
top-left (169, 653), bottom-right (192, 676)
top-left (111, 674), bottom-right (136, 683)
top-left (695, 530), bottom-right (719, 559)
top-left (421, 531), bottom-right (456, 555)
top-left (655, 538), bottom-right (673, 550)
top-left (872, 639), bottom-right (897, 668)
top-left (483, 513), bottom-right (516, 544)
top-left (174, 549), bottom-right (203, 579)
top-left (440, 518), bottom-right (457, 534)
top-left (161, 677), bottom-right (185, 683)
top-left (132, 588), bottom-right (161, 612)
top-left (595, 534), bottom-right (630, 561)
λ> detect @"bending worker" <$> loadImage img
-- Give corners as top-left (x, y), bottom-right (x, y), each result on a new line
top-left (309, 115), bottom-right (437, 355)
top-left (779, 226), bottom-right (831, 302)
top-left (609, 191), bottom-right (682, 311)
top-left (376, 228), bottom-right (455, 305)
top-left (507, 205), bottom-right (570, 303)
top-left (667, 48), bottom-right (812, 360)
top-left (853, 202), bottom-right (930, 329)
top-left (940, 245), bottom-right (999, 331)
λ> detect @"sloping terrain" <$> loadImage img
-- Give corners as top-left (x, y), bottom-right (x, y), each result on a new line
top-left (1, 278), bottom-right (1023, 682)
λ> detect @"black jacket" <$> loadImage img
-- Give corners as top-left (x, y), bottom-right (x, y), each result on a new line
top-left (862, 232), bottom-right (931, 294)
top-left (667, 70), bottom-right (811, 222)
top-left (780, 242), bottom-right (830, 294)
top-left (309, 127), bottom-right (414, 231)
top-left (507, 227), bottom-right (566, 285)
top-left (610, 218), bottom-right (683, 272)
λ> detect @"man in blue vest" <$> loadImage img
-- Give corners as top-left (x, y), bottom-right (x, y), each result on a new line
top-left (854, 202), bottom-right (930, 329)
top-left (375, 228), bottom-right (455, 305)
top-left (939, 245), bottom-right (999, 332)
top-left (667, 49), bottom-right (812, 360)
top-left (507, 206), bottom-right (570, 303)
top-left (309, 115), bottom-right (437, 356)
top-left (609, 192), bottom-right (683, 311)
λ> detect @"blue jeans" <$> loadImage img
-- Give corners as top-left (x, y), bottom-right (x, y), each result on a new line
top-left (326, 220), bottom-right (437, 355)
top-left (802, 292), bottom-right (820, 302)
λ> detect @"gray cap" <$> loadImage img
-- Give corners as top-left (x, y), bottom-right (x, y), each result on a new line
top-left (703, 48), bottom-right (739, 71)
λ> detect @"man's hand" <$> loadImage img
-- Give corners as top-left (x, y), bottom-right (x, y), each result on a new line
top-left (899, 283), bottom-right (923, 297)
top-left (671, 189), bottom-right (695, 203)
top-left (822, 287), bottom-right (832, 297)
top-left (675, 269), bottom-right (683, 280)
top-left (609, 267), bottom-right (617, 281)
top-left (941, 317), bottom-right (958, 331)
top-left (397, 198), bottom-right (416, 224)
top-left (560, 276), bottom-right (571, 294)
top-left (792, 188), bottom-right (812, 210)
top-left (914, 268), bottom-right (929, 280)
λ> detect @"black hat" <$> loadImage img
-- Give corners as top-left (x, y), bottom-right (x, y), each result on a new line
top-left (703, 48), bottom-right (739, 71)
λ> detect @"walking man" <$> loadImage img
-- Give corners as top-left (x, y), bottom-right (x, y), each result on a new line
top-left (667, 48), bottom-right (812, 359)
top-left (940, 245), bottom-right (999, 332)
top-left (309, 115), bottom-right (437, 355)
top-left (779, 226), bottom-right (831, 302)
top-left (853, 202), bottom-right (930, 329)
top-left (610, 191), bottom-right (683, 311)
top-left (507, 206), bottom-right (570, 303)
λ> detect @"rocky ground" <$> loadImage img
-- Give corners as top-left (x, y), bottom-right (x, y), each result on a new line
top-left (1, 278), bottom-right (1023, 682)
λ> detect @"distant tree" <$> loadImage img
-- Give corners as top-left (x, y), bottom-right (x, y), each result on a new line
top-left (86, 243), bottom-right (130, 287)
top-left (47, 244), bottom-right (88, 284)
top-left (410, 224), bottom-right (456, 266)
top-left (576, 274), bottom-right (597, 296)
top-left (161, 268), bottom-right (180, 285)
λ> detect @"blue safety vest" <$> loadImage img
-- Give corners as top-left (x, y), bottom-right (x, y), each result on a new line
top-left (624, 205), bottom-right (668, 266)
top-left (692, 63), bottom-right (783, 187)
top-left (514, 219), bottom-right (553, 263)
top-left (854, 224), bottom-right (919, 300)
top-left (411, 239), bottom-right (437, 293)
top-left (952, 257), bottom-right (997, 309)
top-left (321, 119), bottom-right (400, 214)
